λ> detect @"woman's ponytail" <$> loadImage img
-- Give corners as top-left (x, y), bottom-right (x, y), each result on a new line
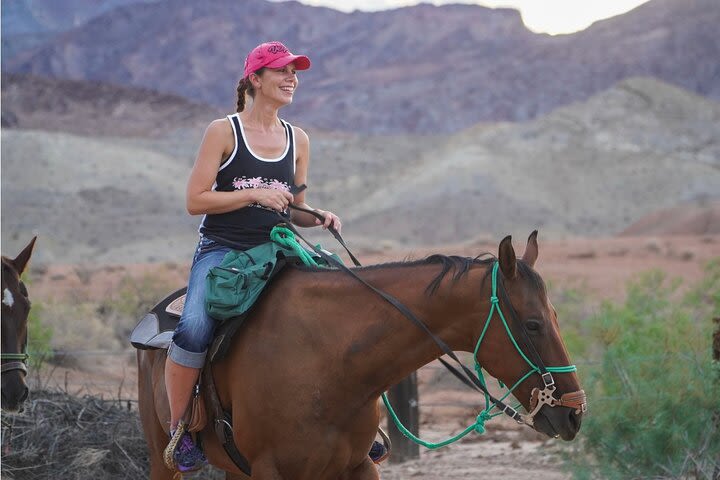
top-left (236, 78), bottom-right (250, 112)
top-left (235, 68), bottom-right (264, 112)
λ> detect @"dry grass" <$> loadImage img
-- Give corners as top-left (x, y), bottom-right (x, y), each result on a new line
top-left (0, 389), bottom-right (227, 480)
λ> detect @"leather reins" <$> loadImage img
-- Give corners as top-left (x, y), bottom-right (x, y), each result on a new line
top-left (282, 193), bottom-right (586, 425)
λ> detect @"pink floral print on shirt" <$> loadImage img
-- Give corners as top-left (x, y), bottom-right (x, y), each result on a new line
top-left (232, 176), bottom-right (290, 210)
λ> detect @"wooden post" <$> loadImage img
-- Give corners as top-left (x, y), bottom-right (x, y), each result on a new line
top-left (387, 372), bottom-right (420, 463)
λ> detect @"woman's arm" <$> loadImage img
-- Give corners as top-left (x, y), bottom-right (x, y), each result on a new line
top-left (186, 119), bottom-right (293, 215)
top-left (289, 127), bottom-right (342, 232)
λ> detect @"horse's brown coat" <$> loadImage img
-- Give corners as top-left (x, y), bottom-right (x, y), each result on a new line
top-left (138, 234), bottom-right (583, 479)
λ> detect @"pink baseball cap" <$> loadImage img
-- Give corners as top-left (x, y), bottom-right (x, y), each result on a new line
top-left (243, 41), bottom-right (311, 79)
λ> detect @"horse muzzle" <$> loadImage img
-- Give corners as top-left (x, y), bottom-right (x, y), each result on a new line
top-left (524, 386), bottom-right (587, 440)
top-left (1, 364), bottom-right (29, 413)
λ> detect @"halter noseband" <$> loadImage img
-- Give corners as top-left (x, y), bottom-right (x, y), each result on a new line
top-left (1, 352), bottom-right (29, 375)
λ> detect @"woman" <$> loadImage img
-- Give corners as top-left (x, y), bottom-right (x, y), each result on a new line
top-left (165, 41), bottom-right (343, 472)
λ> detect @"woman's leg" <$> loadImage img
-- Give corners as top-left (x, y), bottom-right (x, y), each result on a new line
top-left (165, 359), bottom-right (200, 431)
top-left (166, 244), bottom-right (230, 430)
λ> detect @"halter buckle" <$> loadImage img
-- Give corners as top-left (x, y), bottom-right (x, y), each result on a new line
top-left (502, 404), bottom-right (523, 424)
top-left (541, 372), bottom-right (555, 388)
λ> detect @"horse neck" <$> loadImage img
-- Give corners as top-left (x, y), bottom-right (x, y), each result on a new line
top-left (325, 261), bottom-right (493, 397)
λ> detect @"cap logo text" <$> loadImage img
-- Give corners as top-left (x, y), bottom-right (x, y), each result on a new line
top-left (267, 43), bottom-right (289, 55)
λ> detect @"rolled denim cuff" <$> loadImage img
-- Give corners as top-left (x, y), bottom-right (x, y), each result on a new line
top-left (167, 341), bottom-right (207, 369)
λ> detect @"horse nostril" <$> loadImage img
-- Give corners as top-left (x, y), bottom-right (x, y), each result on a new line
top-left (568, 409), bottom-right (581, 432)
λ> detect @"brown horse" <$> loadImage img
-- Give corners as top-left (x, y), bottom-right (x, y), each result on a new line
top-left (1, 237), bottom-right (37, 413)
top-left (138, 232), bottom-right (584, 479)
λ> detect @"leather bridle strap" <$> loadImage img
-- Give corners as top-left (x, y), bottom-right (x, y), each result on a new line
top-left (1, 361), bottom-right (28, 375)
top-left (274, 211), bottom-right (526, 424)
top-left (496, 275), bottom-right (554, 387)
top-left (281, 189), bottom-right (361, 267)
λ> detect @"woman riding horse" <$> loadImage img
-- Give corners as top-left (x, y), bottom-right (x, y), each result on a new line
top-left (164, 41), bottom-right (349, 472)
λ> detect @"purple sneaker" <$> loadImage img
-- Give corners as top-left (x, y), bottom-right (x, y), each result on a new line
top-left (172, 431), bottom-right (207, 472)
top-left (369, 440), bottom-right (389, 464)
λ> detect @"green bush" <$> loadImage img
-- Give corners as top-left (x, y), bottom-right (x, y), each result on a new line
top-left (22, 274), bottom-right (54, 367)
top-left (567, 261), bottom-right (720, 479)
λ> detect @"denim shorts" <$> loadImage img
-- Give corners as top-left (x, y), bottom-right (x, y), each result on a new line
top-left (168, 237), bottom-right (232, 368)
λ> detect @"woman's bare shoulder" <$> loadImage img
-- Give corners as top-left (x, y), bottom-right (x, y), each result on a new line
top-left (291, 125), bottom-right (309, 145)
top-left (207, 117), bottom-right (234, 134)
top-left (202, 117), bottom-right (235, 143)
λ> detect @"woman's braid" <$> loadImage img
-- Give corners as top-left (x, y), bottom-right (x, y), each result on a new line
top-left (236, 78), bottom-right (249, 112)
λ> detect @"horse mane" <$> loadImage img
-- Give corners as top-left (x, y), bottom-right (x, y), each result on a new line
top-left (515, 260), bottom-right (547, 296)
top-left (295, 254), bottom-right (490, 295)
top-left (422, 254), bottom-right (494, 295)
top-left (295, 252), bottom-right (546, 297)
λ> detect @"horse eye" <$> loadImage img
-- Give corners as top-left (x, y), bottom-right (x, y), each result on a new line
top-left (525, 319), bottom-right (542, 332)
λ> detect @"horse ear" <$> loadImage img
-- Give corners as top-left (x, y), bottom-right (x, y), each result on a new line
top-left (12, 237), bottom-right (37, 276)
top-left (498, 235), bottom-right (516, 280)
top-left (521, 230), bottom-right (539, 268)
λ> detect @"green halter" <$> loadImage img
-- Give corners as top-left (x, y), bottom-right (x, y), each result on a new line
top-left (382, 261), bottom-right (577, 448)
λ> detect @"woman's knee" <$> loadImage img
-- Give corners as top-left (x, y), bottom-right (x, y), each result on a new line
top-left (174, 311), bottom-right (214, 349)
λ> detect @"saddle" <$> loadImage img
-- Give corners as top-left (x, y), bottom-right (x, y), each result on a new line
top-left (129, 252), bottom-right (294, 363)
top-left (130, 287), bottom-right (270, 363)
top-left (129, 234), bottom-right (329, 360)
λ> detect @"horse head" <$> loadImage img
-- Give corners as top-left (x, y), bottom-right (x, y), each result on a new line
top-left (1, 237), bottom-right (36, 413)
top-left (474, 232), bottom-right (585, 440)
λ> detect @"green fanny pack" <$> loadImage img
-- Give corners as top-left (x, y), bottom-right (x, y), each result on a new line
top-left (205, 226), bottom-right (341, 321)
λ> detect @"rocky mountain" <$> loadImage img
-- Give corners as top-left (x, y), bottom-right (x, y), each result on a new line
top-left (3, 0), bottom-right (719, 134)
top-left (1, 72), bottom-right (222, 137)
top-left (343, 77), bottom-right (720, 245)
top-left (2, 76), bottom-right (718, 264)
top-left (1, 0), bottom-right (156, 59)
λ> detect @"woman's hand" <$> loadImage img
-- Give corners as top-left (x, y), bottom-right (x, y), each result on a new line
top-left (253, 189), bottom-right (294, 212)
top-left (314, 209), bottom-right (342, 233)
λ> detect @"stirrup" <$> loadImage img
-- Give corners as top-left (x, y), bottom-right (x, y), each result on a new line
top-left (163, 420), bottom-right (185, 471)
top-left (164, 421), bottom-right (187, 471)
top-left (370, 427), bottom-right (392, 464)
top-left (369, 440), bottom-right (389, 464)
top-left (163, 421), bottom-right (206, 474)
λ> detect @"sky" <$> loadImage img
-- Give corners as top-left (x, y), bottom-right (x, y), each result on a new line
top-left (281, 0), bottom-right (653, 35)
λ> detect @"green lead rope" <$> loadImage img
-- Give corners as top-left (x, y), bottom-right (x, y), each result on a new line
top-left (270, 225), bottom-right (320, 267)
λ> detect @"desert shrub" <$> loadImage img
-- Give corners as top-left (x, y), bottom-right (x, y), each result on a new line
top-left (34, 270), bottom-right (180, 353)
top-left (99, 271), bottom-right (180, 342)
top-left (40, 301), bottom-right (124, 353)
top-left (101, 272), bottom-right (177, 319)
top-left (566, 261), bottom-right (720, 479)
top-left (20, 274), bottom-right (54, 366)
top-left (27, 301), bottom-right (54, 367)
top-left (551, 284), bottom-right (595, 358)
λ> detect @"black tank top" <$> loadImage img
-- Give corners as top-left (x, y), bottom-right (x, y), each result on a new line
top-left (199, 113), bottom-right (295, 250)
